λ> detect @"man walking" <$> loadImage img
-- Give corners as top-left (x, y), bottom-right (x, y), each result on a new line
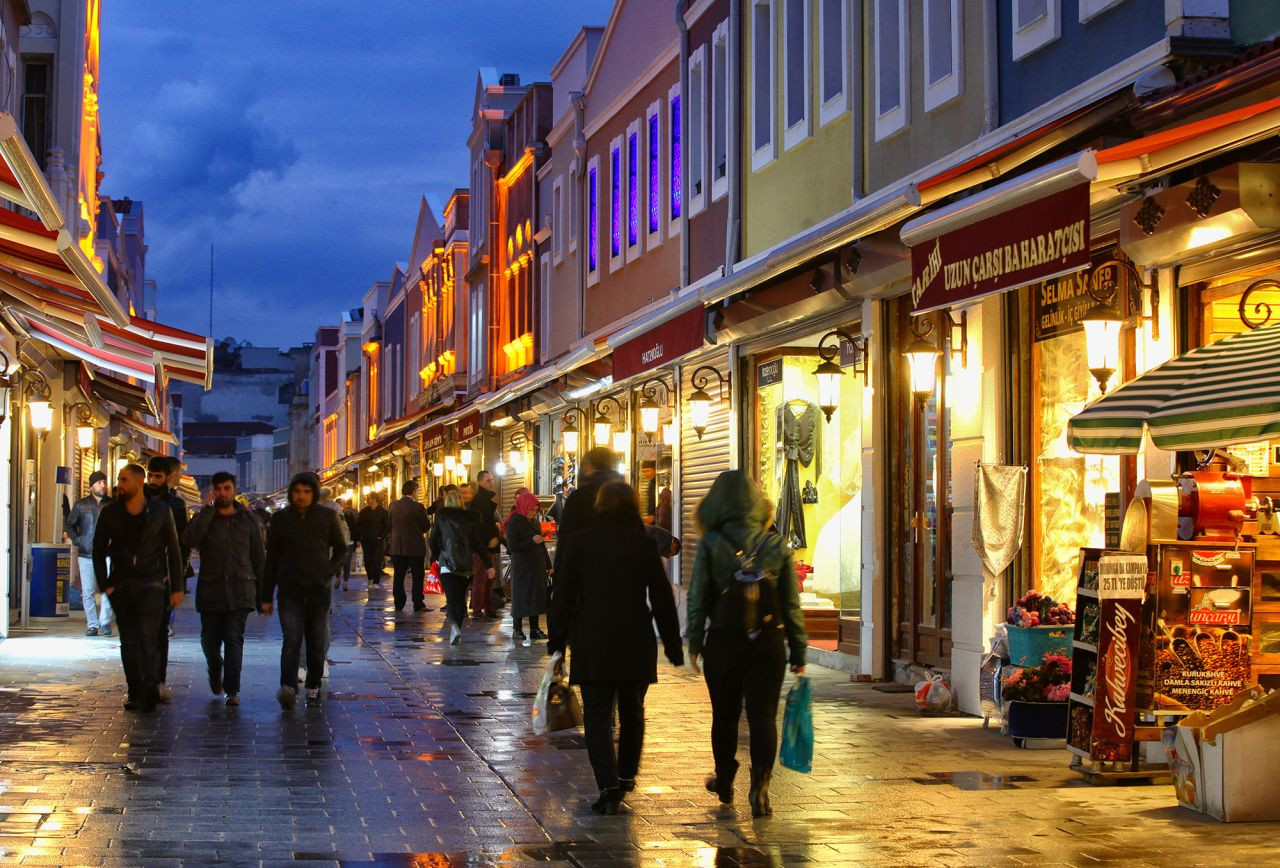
top-left (259, 471), bottom-right (347, 709)
top-left (148, 456), bottom-right (190, 702)
top-left (92, 464), bottom-right (183, 712)
top-left (468, 471), bottom-right (501, 619)
top-left (182, 472), bottom-right (264, 707)
top-left (67, 470), bottom-right (113, 637)
top-left (339, 500), bottom-right (359, 591)
top-left (388, 479), bottom-right (431, 613)
top-left (356, 493), bottom-right (389, 586)
top-left (553, 447), bottom-right (620, 574)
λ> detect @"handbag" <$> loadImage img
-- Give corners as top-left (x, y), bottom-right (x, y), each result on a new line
top-left (779, 676), bottom-right (813, 773)
top-left (424, 561), bottom-right (443, 596)
top-left (531, 651), bottom-right (583, 734)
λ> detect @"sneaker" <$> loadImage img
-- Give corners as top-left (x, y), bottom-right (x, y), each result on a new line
top-left (156, 684), bottom-right (173, 703)
top-left (167, 625), bottom-right (176, 639)
top-left (208, 672), bottom-right (223, 696)
top-left (225, 693), bottom-right (240, 707)
top-left (276, 685), bottom-right (297, 709)
top-left (449, 624), bottom-right (461, 645)
top-left (306, 688), bottom-right (321, 706)
top-left (85, 627), bottom-right (99, 637)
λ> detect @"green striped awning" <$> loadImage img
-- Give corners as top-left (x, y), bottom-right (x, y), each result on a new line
top-left (1068, 324), bottom-right (1280, 454)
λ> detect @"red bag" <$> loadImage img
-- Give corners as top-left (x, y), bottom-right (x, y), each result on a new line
top-left (425, 561), bottom-right (443, 596)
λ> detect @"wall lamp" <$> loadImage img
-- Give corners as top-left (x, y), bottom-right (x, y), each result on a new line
top-left (812, 330), bottom-right (867, 421)
top-left (591, 395), bottom-right (624, 446)
top-left (903, 318), bottom-right (941, 404)
top-left (15, 367), bottom-right (52, 437)
top-left (687, 365), bottom-right (729, 439)
top-left (635, 378), bottom-right (672, 435)
top-left (1081, 259), bottom-right (1157, 393)
top-left (561, 406), bottom-right (588, 454)
top-left (68, 401), bottom-right (97, 449)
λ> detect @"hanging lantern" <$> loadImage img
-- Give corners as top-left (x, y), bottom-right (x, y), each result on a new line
top-left (460, 447), bottom-right (473, 466)
top-left (813, 357), bottom-right (843, 422)
top-left (612, 430), bottom-right (628, 453)
top-left (562, 416), bottom-right (580, 454)
top-left (28, 399), bottom-right (53, 434)
top-left (638, 393), bottom-right (660, 435)
top-left (444, 454), bottom-right (457, 472)
top-left (904, 334), bottom-right (941, 401)
top-left (494, 459), bottom-right (507, 477)
top-left (592, 412), bottom-right (612, 446)
top-left (431, 462), bottom-right (444, 478)
top-left (77, 425), bottom-right (95, 449)
top-left (1081, 302), bottom-right (1124, 392)
top-left (509, 447), bottom-right (522, 469)
top-left (662, 420), bottom-right (677, 445)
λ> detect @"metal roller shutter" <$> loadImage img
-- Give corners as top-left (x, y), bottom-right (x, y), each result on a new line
top-left (76, 446), bottom-right (97, 499)
top-left (498, 425), bottom-right (532, 514)
top-left (679, 348), bottom-right (732, 589)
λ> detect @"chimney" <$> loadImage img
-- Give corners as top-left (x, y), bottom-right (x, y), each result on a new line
top-left (499, 73), bottom-right (520, 87)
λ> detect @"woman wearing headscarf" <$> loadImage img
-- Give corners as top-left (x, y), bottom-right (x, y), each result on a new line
top-left (504, 490), bottom-right (550, 642)
top-left (548, 481), bottom-right (683, 815)
top-left (686, 469), bottom-right (807, 817)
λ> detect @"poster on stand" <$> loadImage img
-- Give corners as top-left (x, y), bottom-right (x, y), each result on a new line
top-left (1090, 555), bottom-right (1147, 762)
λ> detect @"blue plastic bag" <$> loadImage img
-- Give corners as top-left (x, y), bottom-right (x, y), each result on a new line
top-left (779, 676), bottom-right (813, 773)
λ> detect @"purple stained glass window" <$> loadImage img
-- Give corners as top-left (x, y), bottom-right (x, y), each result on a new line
top-left (610, 147), bottom-right (621, 258)
top-left (588, 166), bottom-right (598, 273)
top-left (648, 114), bottom-right (660, 234)
top-left (670, 96), bottom-right (682, 221)
top-left (627, 132), bottom-right (639, 247)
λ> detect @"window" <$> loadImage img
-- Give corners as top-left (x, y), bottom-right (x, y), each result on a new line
top-left (751, 0), bottom-right (776, 169)
top-left (626, 122), bottom-right (641, 258)
top-left (21, 57), bottom-right (51, 170)
top-left (873, 0), bottom-right (907, 140)
top-left (668, 84), bottom-right (682, 236)
top-left (540, 254), bottom-right (551, 359)
top-left (646, 100), bottom-right (664, 248)
top-left (609, 137), bottom-right (623, 271)
top-left (783, 0), bottom-right (811, 150)
top-left (1012, 0), bottom-right (1060, 60)
top-left (587, 156), bottom-right (601, 286)
top-left (469, 284), bottom-right (485, 383)
top-left (711, 21), bottom-right (729, 201)
top-left (472, 155), bottom-right (485, 249)
top-left (819, 0), bottom-right (848, 125)
top-left (552, 176), bottom-right (564, 264)
top-left (688, 45), bottom-right (707, 216)
top-left (923, 0), bottom-right (962, 111)
top-left (409, 313), bottom-right (421, 398)
top-left (1078, 0), bottom-right (1126, 22)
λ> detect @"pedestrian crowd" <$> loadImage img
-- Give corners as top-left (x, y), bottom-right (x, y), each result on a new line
top-left (72, 447), bottom-right (807, 816)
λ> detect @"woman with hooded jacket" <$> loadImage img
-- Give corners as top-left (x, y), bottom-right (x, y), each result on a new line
top-left (687, 469), bottom-right (807, 817)
top-left (429, 487), bottom-right (490, 645)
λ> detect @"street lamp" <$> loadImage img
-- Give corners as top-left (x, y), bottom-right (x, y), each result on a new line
top-left (688, 365), bottom-right (729, 439)
top-left (903, 317), bottom-right (942, 402)
top-left (810, 331), bottom-right (866, 421)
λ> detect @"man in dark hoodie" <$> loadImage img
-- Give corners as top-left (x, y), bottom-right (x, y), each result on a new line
top-left (260, 471), bottom-right (347, 708)
top-left (552, 447), bottom-right (620, 576)
top-left (183, 471), bottom-right (265, 707)
top-left (148, 456), bottom-right (190, 702)
top-left (92, 464), bottom-right (184, 712)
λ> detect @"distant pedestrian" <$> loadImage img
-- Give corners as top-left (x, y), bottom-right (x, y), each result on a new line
top-left (340, 502), bottom-right (359, 590)
top-left (182, 472), bottom-right (264, 707)
top-left (552, 447), bottom-right (620, 578)
top-left (687, 470), bottom-right (807, 817)
top-left (259, 471), bottom-right (347, 709)
top-left (429, 486), bottom-right (489, 645)
top-left (548, 481), bottom-right (682, 815)
top-left (388, 479), bottom-right (431, 613)
top-left (356, 493), bottom-right (390, 586)
top-left (66, 470), bottom-right (113, 637)
top-left (92, 464), bottom-right (183, 712)
top-left (148, 456), bottom-right (191, 703)
top-left (467, 471), bottom-right (501, 619)
top-left (505, 491), bottom-right (549, 643)
top-left (548, 480), bottom-right (571, 524)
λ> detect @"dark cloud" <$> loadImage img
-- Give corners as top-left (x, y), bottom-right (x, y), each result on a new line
top-left (100, 0), bottom-right (615, 347)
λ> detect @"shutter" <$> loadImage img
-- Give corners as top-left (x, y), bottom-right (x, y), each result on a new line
top-left (498, 426), bottom-right (531, 514)
top-left (679, 348), bottom-right (732, 587)
top-left (76, 446), bottom-right (97, 499)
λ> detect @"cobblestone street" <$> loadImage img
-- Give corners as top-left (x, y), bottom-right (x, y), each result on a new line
top-left (0, 585), bottom-right (1277, 867)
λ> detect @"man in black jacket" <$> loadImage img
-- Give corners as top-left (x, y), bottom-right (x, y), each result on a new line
top-left (552, 447), bottom-right (620, 576)
top-left (148, 456), bottom-right (190, 701)
top-left (468, 471), bottom-right (501, 618)
top-left (259, 471), bottom-right (347, 709)
top-left (388, 479), bottom-right (431, 612)
top-left (66, 470), bottom-right (112, 636)
top-left (356, 493), bottom-right (389, 586)
top-left (92, 464), bottom-right (184, 712)
top-left (183, 471), bottom-right (265, 707)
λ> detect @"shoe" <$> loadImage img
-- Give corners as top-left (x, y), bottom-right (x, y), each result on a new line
top-left (414, 605), bottom-right (430, 612)
top-left (340, 582), bottom-right (348, 591)
top-left (590, 787), bottom-right (623, 815)
top-left (100, 627), bottom-right (112, 637)
top-left (167, 625), bottom-right (176, 638)
top-left (156, 684), bottom-right (173, 703)
top-left (225, 693), bottom-right (239, 707)
top-left (618, 778), bottom-right (636, 793)
top-left (530, 628), bottom-right (548, 640)
top-left (85, 627), bottom-right (99, 637)
top-left (748, 767), bottom-right (773, 817)
top-left (512, 630), bottom-right (527, 643)
top-left (449, 624), bottom-right (461, 645)
top-left (276, 685), bottom-right (297, 709)
top-left (208, 672), bottom-right (223, 696)
top-left (484, 612), bottom-right (500, 621)
top-left (706, 774), bottom-right (734, 804)
top-left (123, 698), bottom-right (140, 711)
top-left (306, 688), bottom-right (321, 706)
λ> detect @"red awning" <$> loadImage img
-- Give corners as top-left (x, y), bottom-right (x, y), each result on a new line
top-left (114, 413), bottom-right (178, 446)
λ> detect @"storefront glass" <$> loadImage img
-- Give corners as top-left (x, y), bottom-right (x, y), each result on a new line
top-left (628, 379), bottom-right (674, 529)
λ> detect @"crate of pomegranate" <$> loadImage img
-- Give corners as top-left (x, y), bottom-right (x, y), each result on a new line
top-left (1006, 591), bottom-right (1074, 666)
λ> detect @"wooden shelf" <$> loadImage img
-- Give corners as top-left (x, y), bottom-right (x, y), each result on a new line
top-left (1070, 692), bottom-right (1094, 707)
top-left (1073, 639), bottom-right (1097, 652)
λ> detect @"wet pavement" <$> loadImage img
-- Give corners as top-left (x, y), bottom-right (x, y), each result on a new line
top-left (0, 581), bottom-right (1278, 866)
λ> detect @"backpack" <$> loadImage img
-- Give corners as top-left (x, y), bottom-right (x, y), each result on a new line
top-left (439, 516), bottom-right (474, 575)
top-left (713, 533), bottom-right (783, 639)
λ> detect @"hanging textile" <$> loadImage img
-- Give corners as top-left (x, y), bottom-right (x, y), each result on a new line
top-left (774, 401), bottom-right (819, 549)
top-left (971, 463), bottom-right (1028, 576)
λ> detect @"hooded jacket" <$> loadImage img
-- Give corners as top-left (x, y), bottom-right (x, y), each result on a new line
top-left (687, 470), bottom-right (807, 667)
top-left (183, 501), bottom-right (266, 612)
top-left (259, 472), bottom-right (347, 601)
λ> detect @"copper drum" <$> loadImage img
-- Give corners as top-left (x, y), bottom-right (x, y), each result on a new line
top-left (1177, 472), bottom-right (1246, 540)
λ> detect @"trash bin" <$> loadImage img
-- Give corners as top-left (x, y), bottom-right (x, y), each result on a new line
top-left (29, 543), bottom-right (72, 619)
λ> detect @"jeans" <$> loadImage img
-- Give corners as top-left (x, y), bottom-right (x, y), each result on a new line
top-left (390, 555), bottom-right (426, 610)
top-left (112, 584), bottom-right (168, 707)
top-left (361, 538), bottom-right (384, 580)
top-left (469, 554), bottom-right (493, 616)
top-left (200, 610), bottom-right (250, 695)
top-left (278, 588), bottom-right (331, 690)
top-left (702, 631), bottom-right (787, 782)
top-left (78, 556), bottom-right (113, 631)
top-left (441, 573), bottom-right (470, 628)
top-left (579, 681), bottom-right (650, 791)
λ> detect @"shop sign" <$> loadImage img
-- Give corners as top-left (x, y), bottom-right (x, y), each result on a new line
top-left (910, 184), bottom-right (1091, 315)
top-left (757, 359), bottom-right (783, 388)
top-left (1033, 252), bottom-right (1137, 342)
top-left (612, 306), bottom-right (706, 381)
top-left (456, 412), bottom-right (483, 441)
top-left (420, 425), bottom-right (445, 453)
top-left (1091, 555), bottom-right (1147, 763)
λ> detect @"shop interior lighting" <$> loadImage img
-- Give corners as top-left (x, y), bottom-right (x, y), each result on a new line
top-left (662, 420), bottom-right (676, 444)
top-left (612, 430), bottom-right (629, 454)
top-left (811, 330), bottom-right (867, 421)
top-left (687, 365), bottom-right (729, 439)
top-left (903, 318), bottom-right (941, 402)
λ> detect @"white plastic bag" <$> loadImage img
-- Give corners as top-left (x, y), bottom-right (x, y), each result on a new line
top-left (531, 651), bottom-right (565, 735)
top-left (914, 673), bottom-right (953, 714)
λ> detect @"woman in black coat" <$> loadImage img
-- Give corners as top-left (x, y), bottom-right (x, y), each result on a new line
top-left (505, 491), bottom-right (550, 643)
top-left (548, 481), bottom-right (684, 815)
top-left (428, 487), bottom-right (490, 645)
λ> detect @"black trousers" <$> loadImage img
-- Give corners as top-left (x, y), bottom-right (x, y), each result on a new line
top-left (278, 588), bottom-right (331, 690)
top-left (113, 584), bottom-right (168, 707)
top-left (390, 555), bottom-right (426, 610)
top-left (361, 538), bottom-right (385, 580)
top-left (342, 544), bottom-right (356, 580)
top-left (702, 631), bottom-right (787, 781)
top-left (441, 573), bottom-right (470, 627)
top-left (579, 681), bottom-right (650, 791)
top-left (200, 609), bottom-right (250, 695)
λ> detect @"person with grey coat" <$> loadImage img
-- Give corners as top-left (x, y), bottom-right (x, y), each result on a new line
top-left (388, 480), bottom-right (431, 612)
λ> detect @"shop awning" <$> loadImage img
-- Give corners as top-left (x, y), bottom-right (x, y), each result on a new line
top-left (92, 373), bottom-right (157, 418)
top-left (1068, 324), bottom-right (1280, 454)
top-left (114, 413), bottom-right (179, 446)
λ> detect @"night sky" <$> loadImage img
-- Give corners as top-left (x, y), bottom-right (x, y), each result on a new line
top-left (100, 0), bottom-right (615, 349)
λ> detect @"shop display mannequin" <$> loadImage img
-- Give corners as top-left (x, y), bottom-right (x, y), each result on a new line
top-left (775, 400), bottom-right (819, 549)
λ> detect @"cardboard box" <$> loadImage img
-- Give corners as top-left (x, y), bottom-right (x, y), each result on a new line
top-left (1167, 689), bottom-right (1280, 821)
